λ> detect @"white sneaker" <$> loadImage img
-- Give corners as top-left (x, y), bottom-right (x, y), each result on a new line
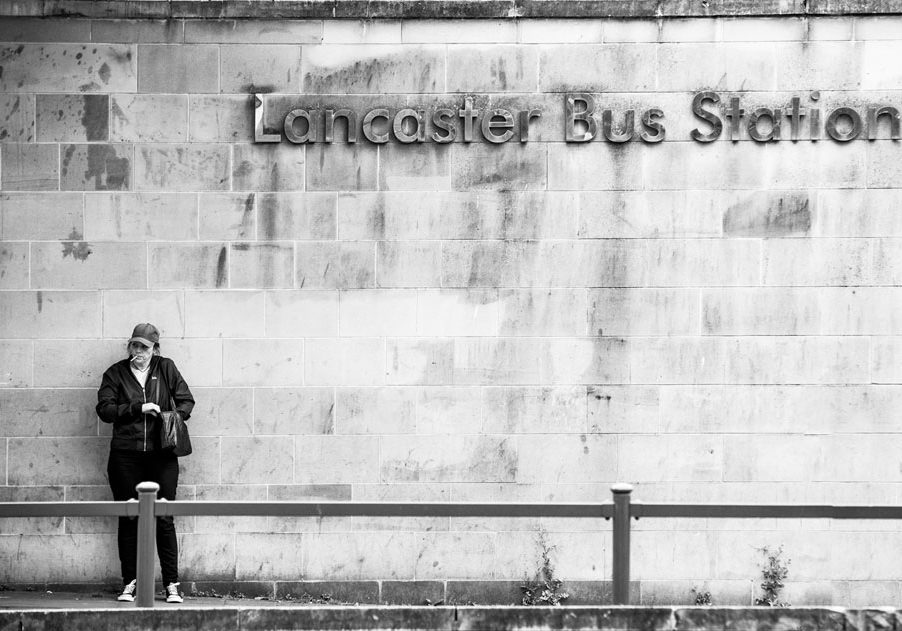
top-left (117, 579), bottom-right (137, 602)
top-left (165, 582), bottom-right (183, 603)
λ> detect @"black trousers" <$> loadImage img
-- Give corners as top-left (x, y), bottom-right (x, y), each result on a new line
top-left (107, 449), bottom-right (179, 585)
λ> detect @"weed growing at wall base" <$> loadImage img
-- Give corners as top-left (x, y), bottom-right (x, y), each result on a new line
top-left (754, 545), bottom-right (791, 607)
top-left (521, 531), bottom-right (569, 606)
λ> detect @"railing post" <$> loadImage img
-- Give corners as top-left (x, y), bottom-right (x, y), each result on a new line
top-left (136, 481), bottom-right (160, 608)
top-left (611, 483), bottom-right (633, 605)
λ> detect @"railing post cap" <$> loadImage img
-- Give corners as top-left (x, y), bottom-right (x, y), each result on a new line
top-left (136, 481), bottom-right (160, 493)
top-left (611, 483), bottom-right (634, 494)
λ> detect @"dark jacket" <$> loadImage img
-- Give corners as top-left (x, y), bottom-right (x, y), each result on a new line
top-left (96, 355), bottom-right (195, 451)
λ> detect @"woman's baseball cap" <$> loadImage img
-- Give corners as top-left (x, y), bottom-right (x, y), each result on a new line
top-left (129, 323), bottom-right (160, 347)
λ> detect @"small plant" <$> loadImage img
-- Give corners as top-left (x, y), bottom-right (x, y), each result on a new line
top-left (691, 587), bottom-right (713, 606)
top-left (521, 531), bottom-right (569, 606)
top-left (754, 545), bottom-right (790, 607)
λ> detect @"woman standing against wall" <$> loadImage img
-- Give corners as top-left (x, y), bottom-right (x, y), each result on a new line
top-left (96, 323), bottom-right (195, 604)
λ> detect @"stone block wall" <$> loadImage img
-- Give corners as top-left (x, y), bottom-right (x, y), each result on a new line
top-left (1, 10), bottom-right (902, 606)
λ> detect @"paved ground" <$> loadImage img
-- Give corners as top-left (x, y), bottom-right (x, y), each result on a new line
top-left (0, 590), bottom-right (314, 609)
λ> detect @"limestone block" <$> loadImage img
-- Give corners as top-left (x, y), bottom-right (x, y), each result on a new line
top-left (590, 288), bottom-right (698, 336)
top-left (868, 141), bottom-right (902, 189)
top-left (265, 290), bottom-right (339, 337)
top-left (659, 42), bottom-right (776, 91)
top-left (0, 534), bottom-right (118, 583)
top-left (306, 144), bottom-right (378, 191)
top-left (402, 19), bottom-right (516, 44)
top-left (815, 190), bottom-right (902, 237)
top-left (161, 338), bottom-right (223, 387)
top-left (775, 41), bottom-right (862, 90)
top-left (587, 385), bottom-right (661, 434)
top-left (221, 436), bottom-right (295, 484)
top-left (185, 19), bottom-right (322, 44)
top-left (339, 289), bottom-right (417, 336)
top-left (323, 20), bottom-right (401, 44)
top-left (632, 531), bottom-right (719, 581)
top-left (234, 532), bottom-right (300, 579)
top-left (199, 192), bottom-right (255, 240)
top-left (0, 242), bottom-right (28, 289)
top-left (417, 289), bottom-right (499, 336)
top-left (33, 339), bottom-right (120, 387)
top-left (873, 238), bottom-right (902, 285)
top-left (32, 241), bottom-right (146, 289)
top-left (85, 192), bottom-right (197, 240)
top-left (381, 435), bottom-right (517, 483)
top-left (110, 94), bottom-right (188, 142)
top-left (220, 44), bottom-right (301, 93)
top-left (137, 44), bottom-right (218, 93)
top-left (305, 337), bottom-right (384, 386)
top-left (230, 243), bottom-right (295, 289)
top-left (414, 532), bottom-right (497, 579)
top-left (540, 44), bottom-right (657, 92)
top-left (484, 386), bottom-right (587, 434)
top-left (724, 434), bottom-right (825, 482)
top-left (194, 484), bottom-right (268, 534)
top-left (0, 291), bottom-right (100, 338)
top-left (658, 18), bottom-right (719, 42)
top-left (0, 44), bottom-right (136, 93)
top-left (440, 241), bottom-right (531, 288)
top-left (518, 19), bottom-right (603, 43)
top-left (741, 337), bottom-right (869, 384)
top-left (258, 192), bottom-right (336, 240)
top-left (0, 388), bottom-right (97, 437)
top-left (499, 288), bottom-right (588, 337)
top-left (376, 242), bottom-right (441, 288)
top-left (762, 238), bottom-right (871, 286)
top-left (0, 17), bottom-right (91, 42)
top-left (304, 532), bottom-right (419, 580)
top-left (335, 387), bottom-right (416, 434)
top-left (378, 144), bottom-right (450, 191)
top-left (294, 435), bottom-right (380, 483)
top-left (873, 338), bottom-right (902, 387)
top-left (177, 533), bottom-right (235, 578)
top-left (0, 192), bottom-right (83, 240)
top-left (862, 41), bottom-right (902, 90)
top-left (703, 287), bottom-right (902, 335)
top-left (629, 338), bottom-right (725, 385)
top-left (723, 17), bottom-right (806, 40)
top-left (451, 338), bottom-right (541, 385)
top-left (809, 17), bottom-right (853, 40)
top-left (296, 241), bottom-right (375, 289)
top-left (601, 19), bottom-right (659, 42)
top-left (577, 191), bottom-right (723, 239)
top-left (721, 189), bottom-right (813, 237)
top-left (60, 143), bottom-right (132, 191)
top-left (149, 243), bottom-right (228, 288)
top-left (1, 143), bottom-right (58, 190)
top-left (446, 45), bottom-right (538, 92)
top-left (91, 19), bottom-right (184, 44)
top-left (619, 435), bottom-right (722, 482)
top-left (233, 143), bottom-right (305, 192)
top-left (188, 387), bottom-right (253, 437)
top-left (9, 436), bottom-right (108, 485)
top-left (253, 387), bottom-right (334, 435)
top-left (36, 94), bottom-right (108, 142)
top-left (0, 94), bottom-right (34, 142)
top-left (302, 44), bottom-right (444, 93)
top-left (188, 95), bottom-right (254, 143)
top-left (386, 339), bottom-right (453, 385)
top-left (451, 143), bottom-right (547, 191)
top-left (136, 144), bottom-right (230, 191)
top-left (547, 142), bottom-right (643, 192)
top-left (415, 387), bottom-right (483, 434)
top-left (179, 436), bottom-right (221, 484)
top-left (222, 338), bottom-right (304, 387)
top-left (517, 434), bottom-right (616, 483)
top-left (102, 289), bottom-right (185, 338)
top-left (0, 340), bottom-right (32, 387)
top-left (855, 15), bottom-right (902, 39)
top-left (184, 290), bottom-right (264, 337)
top-left (646, 239), bottom-right (762, 287)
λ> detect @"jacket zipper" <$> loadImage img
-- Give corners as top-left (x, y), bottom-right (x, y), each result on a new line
top-left (142, 379), bottom-right (147, 451)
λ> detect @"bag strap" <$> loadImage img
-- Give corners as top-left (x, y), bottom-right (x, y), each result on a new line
top-left (152, 363), bottom-right (178, 413)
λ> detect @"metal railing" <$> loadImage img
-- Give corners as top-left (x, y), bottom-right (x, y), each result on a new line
top-left (4, 482), bottom-right (902, 608)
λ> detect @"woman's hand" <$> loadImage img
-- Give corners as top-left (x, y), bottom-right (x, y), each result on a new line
top-left (141, 403), bottom-right (161, 415)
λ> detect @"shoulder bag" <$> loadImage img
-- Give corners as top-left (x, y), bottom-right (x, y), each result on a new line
top-left (155, 374), bottom-right (193, 457)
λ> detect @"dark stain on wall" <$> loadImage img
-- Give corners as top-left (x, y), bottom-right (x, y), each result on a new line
top-left (81, 95), bottom-right (109, 141)
top-left (216, 246), bottom-right (227, 287)
top-left (62, 228), bottom-right (91, 261)
top-left (723, 192), bottom-right (812, 237)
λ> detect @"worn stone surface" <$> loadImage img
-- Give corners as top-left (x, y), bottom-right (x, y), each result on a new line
top-left (1, 192), bottom-right (83, 240)
top-left (1, 143), bottom-right (59, 190)
top-left (0, 43), bottom-right (136, 92)
top-left (110, 94), bottom-right (188, 142)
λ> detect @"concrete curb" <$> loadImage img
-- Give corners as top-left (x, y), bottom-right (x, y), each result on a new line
top-left (0, 605), bottom-right (898, 631)
top-left (5, 0), bottom-right (902, 19)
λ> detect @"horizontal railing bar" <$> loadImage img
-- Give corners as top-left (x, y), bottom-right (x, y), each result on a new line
top-left (155, 502), bottom-right (614, 518)
top-left (633, 504), bottom-right (902, 519)
top-left (0, 501), bottom-right (137, 518)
